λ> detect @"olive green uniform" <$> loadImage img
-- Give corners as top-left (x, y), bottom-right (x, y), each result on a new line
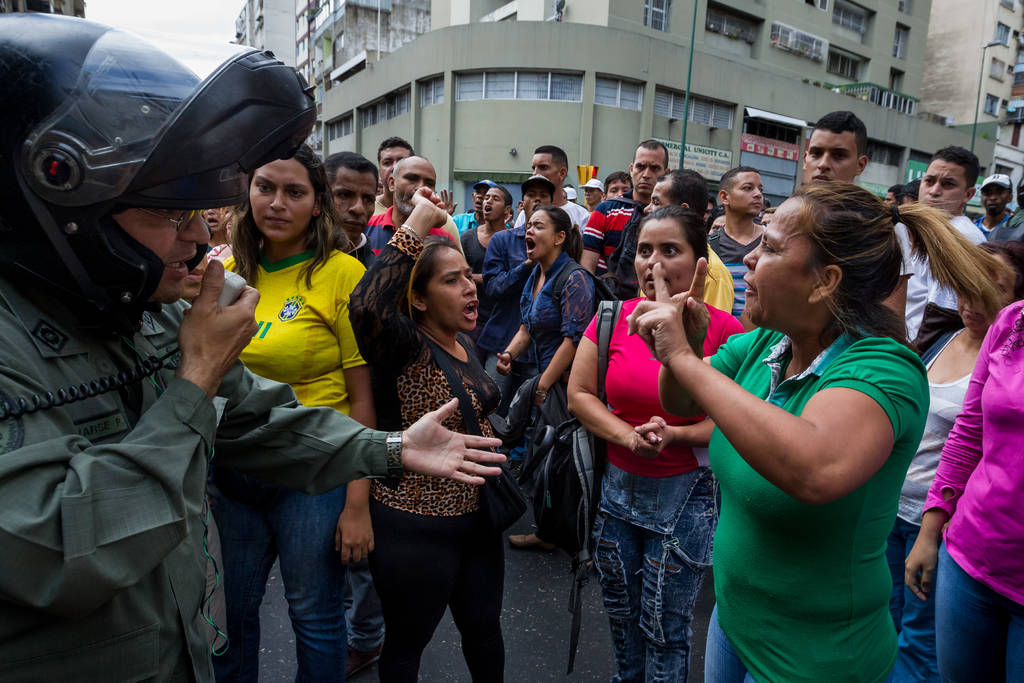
top-left (0, 274), bottom-right (388, 682)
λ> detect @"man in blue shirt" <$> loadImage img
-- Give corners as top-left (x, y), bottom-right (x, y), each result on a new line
top-left (453, 179), bottom-right (496, 234)
top-left (974, 173), bottom-right (1014, 238)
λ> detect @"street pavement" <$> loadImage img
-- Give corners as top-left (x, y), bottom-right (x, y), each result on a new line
top-left (257, 517), bottom-right (716, 681)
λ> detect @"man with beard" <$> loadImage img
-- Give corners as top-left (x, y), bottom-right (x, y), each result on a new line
top-left (990, 176), bottom-right (1024, 242)
top-left (973, 174), bottom-right (1014, 238)
top-left (325, 151), bottom-right (378, 268)
top-left (365, 156), bottom-right (462, 256)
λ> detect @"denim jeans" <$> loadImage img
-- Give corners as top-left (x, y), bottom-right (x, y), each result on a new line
top-left (704, 605), bottom-right (757, 683)
top-left (935, 543), bottom-right (1024, 683)
top-left (593, 464), bottom-right (717, 683)
top-left (209, 469), bottom-right (347, 683)
top-left (886, 517), bottom-right (940, 682)
top-left (345, 556), bottom-right (385, 652)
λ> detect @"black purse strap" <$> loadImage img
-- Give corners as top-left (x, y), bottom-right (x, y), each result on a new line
top-left (595, 300), bottom-right (620, 402)
top-left (422, 334), bottom-right (485, 438)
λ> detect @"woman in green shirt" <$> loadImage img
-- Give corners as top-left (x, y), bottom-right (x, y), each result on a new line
top-left (629, 182), bottom-right (1006, 683)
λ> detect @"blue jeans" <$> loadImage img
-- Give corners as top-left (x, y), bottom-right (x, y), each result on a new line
top-left (704, 605), bottom-right (757, 683)
top-left (886, 517), bottom-right (940, 682)
top-left (345, 556), bottom-right (385, 652)
top-left (935, 544), bottom-right (1024, 683)
top-left (593, 464), bottom-right (717, 683)
top-left (210, 469), bottom-right (347, 683)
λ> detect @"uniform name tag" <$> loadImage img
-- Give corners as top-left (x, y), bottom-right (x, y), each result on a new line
top-left (75, 411), bottom-right (129, 441)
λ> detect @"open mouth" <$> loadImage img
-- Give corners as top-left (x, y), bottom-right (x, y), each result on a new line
top-left (525, 236), bottom-right (536, 254)
top-left (464, 300), bottom-right (479, 321)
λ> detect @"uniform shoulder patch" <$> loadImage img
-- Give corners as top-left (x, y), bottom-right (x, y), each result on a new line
top-left (278, 295), bottom-right (306, 322)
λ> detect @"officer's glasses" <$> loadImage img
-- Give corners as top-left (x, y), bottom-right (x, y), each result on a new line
top-left (138, 208), bottom-right (199, 233)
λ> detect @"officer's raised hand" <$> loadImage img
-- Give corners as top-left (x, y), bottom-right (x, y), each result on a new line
top-left (177, 259), bottom-right (261, 397)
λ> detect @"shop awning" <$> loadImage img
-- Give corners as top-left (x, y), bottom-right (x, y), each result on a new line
top-left (744, 107), bottom-right (808, 129)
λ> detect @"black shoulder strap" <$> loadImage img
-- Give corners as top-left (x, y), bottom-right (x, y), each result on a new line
top-left (422, 334), bottom-right (483, 437)
top-left (595, 299), bottom-right (621, 402)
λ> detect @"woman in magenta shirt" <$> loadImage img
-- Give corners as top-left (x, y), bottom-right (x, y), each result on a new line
top-left (568, 205), bottom-right (743, 682)
top-left (906, 293), bottom-right (1024, 682)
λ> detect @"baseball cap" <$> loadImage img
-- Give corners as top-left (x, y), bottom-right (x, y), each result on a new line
top-left (473, 179), bottom-right (499, 192)
top-left (565, 187), bottom-right (578, 201)
top-left (582, 178), bottom-right (605, 192)
top-left (520, 174), bottom-right (556, 196)
top-left (981, 173), bottom-right (1012, 190)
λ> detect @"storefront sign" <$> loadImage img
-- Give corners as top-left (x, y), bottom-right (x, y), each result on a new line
top-left (740, 133), bottom-right (800, 161)
top-left (654, 138), bottom-right (733, 180)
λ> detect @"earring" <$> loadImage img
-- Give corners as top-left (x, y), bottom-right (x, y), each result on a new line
top-left (312, 208), bottom-right (321, 216)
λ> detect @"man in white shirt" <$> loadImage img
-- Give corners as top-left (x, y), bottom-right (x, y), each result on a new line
top-left (513, 145), bottom-right (591, 232)
top-left (907, 146), bottom-right (987, 345)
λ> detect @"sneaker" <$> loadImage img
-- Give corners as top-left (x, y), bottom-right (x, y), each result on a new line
top-left (346, 643), bottom-right (382, 678)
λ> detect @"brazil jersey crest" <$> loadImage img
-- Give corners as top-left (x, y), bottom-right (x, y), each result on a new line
top-left (278, 295), bottom-right (305, 322)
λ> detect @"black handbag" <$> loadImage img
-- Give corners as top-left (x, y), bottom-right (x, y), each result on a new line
top-left (423, 334), bottom-right (527, 533)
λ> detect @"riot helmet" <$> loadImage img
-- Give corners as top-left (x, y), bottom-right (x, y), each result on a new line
top-left (0, 14), bottom-right (316, 326)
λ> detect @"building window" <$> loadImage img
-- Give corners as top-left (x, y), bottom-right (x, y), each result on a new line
top-left (454, 71), bottom-right (583, 102)
top-left (866, 140), bottom-right (901, 167)
top-left (889, 68), bottom-right (905, 91)
top-left (827, 49), bottom-right (863, 79)
top-left (419, 76), bottom-right (444, 107)
top-left (893, 24), bottom-right (909, 59)
top-left (985, 94), bottom-right (1000, 116)
top-left (705, 7), bottom-right (757, 43)
top-left (1000, 0), bottom-right (1014, 9)
top-left (327, 114), bottom-right (353, 140)
top-left (992, 58), bottom-right (1007, 81)
top-left (832, 1), bottom-right (868, 35)
top-left (654, 88), bottom-right (735, 129)
top-left (770, 21), bottom-right (826, 62)
top-left (805, 0), bottom-right (829, 9)
top-left (997, 22), bottom-right (1011, 46)
top-left (359, 87), bottom-right (410, 129)
top-left (898, 0), bottom-right (911, 13)
top-left (643, 0), bottom-right (671, 31)
top-left (595, 77), bottom-right (644, 110)
top-left (744, 117), bottom-right (800, 144)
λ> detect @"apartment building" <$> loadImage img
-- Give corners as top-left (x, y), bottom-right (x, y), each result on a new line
top-left (320, 0), bottom-right (991, 209)
top-left (0, 0), bottom-right (83, 15)
top-left (235, 0), bottom-right (296, 67)
top-left (922, 0), bottom-right (1024, 201)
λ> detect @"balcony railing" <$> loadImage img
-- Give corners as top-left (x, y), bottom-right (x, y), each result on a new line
top-left (828, 82), bottom-right (918, 116)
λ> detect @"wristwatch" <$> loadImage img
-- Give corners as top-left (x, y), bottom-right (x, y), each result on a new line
top-left (385, 431), bottom-right (404, 478)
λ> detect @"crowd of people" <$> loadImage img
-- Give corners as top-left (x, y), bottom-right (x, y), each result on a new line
top-left (2, 15), bottom-right (1023, 683)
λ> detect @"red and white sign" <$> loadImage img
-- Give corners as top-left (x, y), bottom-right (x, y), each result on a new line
top-left (741, 133), bottom-right (800, 161)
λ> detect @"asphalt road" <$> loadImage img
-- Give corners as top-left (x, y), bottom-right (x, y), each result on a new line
top-left (256, 517), bottom-right (716, 682)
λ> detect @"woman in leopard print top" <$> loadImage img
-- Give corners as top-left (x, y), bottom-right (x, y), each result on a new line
top-left (350, 188), bottom-right (504, 682)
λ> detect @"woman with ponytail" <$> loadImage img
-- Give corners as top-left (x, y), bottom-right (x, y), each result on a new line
top-left (495, 205), bottom-right (594, 551)
top-left (629, 182), bottom-right (1007, 683)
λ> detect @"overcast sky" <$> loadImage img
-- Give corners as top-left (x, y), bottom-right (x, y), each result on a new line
top-left (85, 0), bottom-right (240, 46)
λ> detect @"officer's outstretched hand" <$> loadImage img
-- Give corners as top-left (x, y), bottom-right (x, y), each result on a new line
top-left (177, 260), bottom-right (260, 397)
top-left (401, 399), bottom-right (505, 485)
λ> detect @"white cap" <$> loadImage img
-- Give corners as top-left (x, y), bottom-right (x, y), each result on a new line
top-left (564, 186), bottom-right (578, 201)
top-left (581, 178), bottom-right (605, 192)
top-left (981, 173), bottom-right (1012, 190)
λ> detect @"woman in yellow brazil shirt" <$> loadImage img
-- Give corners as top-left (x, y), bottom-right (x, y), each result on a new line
top-left (213, 144), bottom-right (373, 682)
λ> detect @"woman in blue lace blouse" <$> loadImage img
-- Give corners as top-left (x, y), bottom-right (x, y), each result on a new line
top-left (496, 205), bottom-right (595, 406)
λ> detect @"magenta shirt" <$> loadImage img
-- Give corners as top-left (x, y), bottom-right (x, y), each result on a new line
top-left (924, 301), bottom-right (1024, 604)
top-left (582, 298), bottom-right (744, 477)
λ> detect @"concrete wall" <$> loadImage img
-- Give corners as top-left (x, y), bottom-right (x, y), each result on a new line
top-left (322, 17), bottom-right (991, 198)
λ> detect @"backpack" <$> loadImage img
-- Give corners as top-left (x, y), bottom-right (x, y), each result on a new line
top-left (519, 299), bottom-right (621, 673)
top-left (597, 198), bottom-right (645, 300)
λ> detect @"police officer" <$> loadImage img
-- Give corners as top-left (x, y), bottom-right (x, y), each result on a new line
top-left (0, 15), bottom-right (501, 681)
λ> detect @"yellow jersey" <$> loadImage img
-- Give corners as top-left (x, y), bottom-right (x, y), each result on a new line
top-left (224, 250), bottom-right (366, 414)
top-left (704, 247), bottom-right (736, 315)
